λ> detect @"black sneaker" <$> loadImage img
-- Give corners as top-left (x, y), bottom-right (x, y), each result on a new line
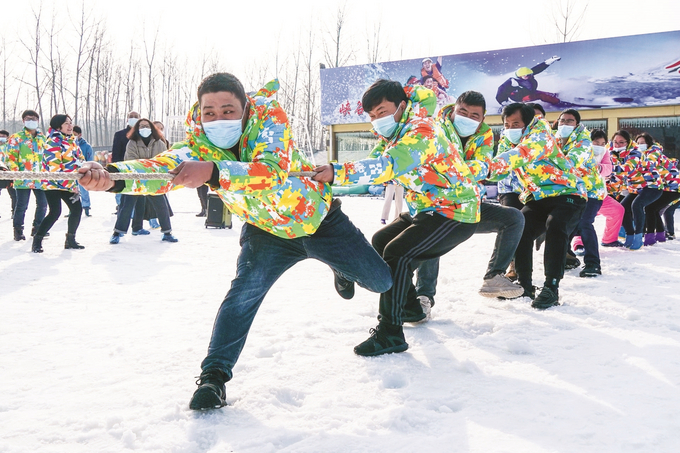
top-left (579, 264), bottom-right (602, 278)
top-left (354, 324), bottom-right (408, 357)
top-left (333, 271), bottom-right (355, 300)
top-left (565, 254), bottom-right (581, 270)
top-left (189, 369), bottom-right (228, 410)
top-left (401, 299), bottom-right (428, 323)
top-left (532, 286), bottom-right (560, 310)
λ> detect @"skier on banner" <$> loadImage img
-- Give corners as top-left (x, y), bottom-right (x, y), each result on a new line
top-left (78, 73), bottom-right (393, 411)
top-left (495, 56), bottom-right (561, 108)
top-left (421, 57), bottom-right (449, 91)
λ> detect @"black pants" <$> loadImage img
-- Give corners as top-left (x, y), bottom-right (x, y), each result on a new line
top-left (372, 212), bottom-right (477, 326)
top-left (621, 188), bottom-right (663, 235)
top-left (498, 192), bottom-right (525, 211)
top-left (515, 195), bottom-right (586, 288)
top-left (37, 190), bottom-right (82, 236)
top-left (197, 185), bottom-right (209, 211)
top-left (645, 191), bottom-right (680, 233)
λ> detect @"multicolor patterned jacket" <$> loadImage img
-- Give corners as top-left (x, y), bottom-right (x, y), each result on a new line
top-left (560, 124), bottom-right (605, 200)
top-left (42, 129), bottom-right (85, 191)
top-left (640, 144), bottom-right (677, 191)
top-left (487, 117), bottom-right (586, 203)
top-left (109, 80), bottom-right (333, 239)
top-left (4, 128), bottom-right (48, 189)
top-left (332, 85), bottom-right (480, 223)
top-left (607, 141), bottom-right (641, 196)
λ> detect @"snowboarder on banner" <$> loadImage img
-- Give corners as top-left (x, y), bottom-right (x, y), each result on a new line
top-left (495, 56), bottom-right (561, 107)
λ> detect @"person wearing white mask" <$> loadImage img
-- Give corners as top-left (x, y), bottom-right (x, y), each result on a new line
top-left (415, 91), bottom-right (525, 302)
top-left (484, 103), bottom-right (588, 308)
top-left (4, 110), bottom-right (48, 240)
top-left (555, 109), bottom-right (605, 277)
top-left (109, 118), bottom-right (177, 244)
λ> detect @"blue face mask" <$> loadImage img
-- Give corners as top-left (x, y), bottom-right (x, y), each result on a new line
top-left (371, 104), bottom-right (403, 139)
top-left (203, 114), bottom-right (244, 149)
top-left (24, 120), bottom-right (39, 130)
top-left (637, 143), bottom-right (648, 151)
top-left (139, 128), bottom-right (152, 138)
top-left (505, 128), bottom-right (523, 144)
top-left (557, 125), bottom-right (574, 138)
top-left (453, 114), bottom-right (480, 137)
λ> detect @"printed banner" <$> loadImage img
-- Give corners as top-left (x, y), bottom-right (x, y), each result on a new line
top-left (320, 30), bottom-right (680, 125)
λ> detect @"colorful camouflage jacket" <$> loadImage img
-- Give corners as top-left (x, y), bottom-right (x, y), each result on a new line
top-left (487, 117), bottom-right (586, 203)
top-left (607, 142), bottom-right (642, 196)
top-left (110, 80), bottom-right (333, 239)
top-left (332, 85), bottom-right (480, 223)
top-left (640, 144), bottom-right (677, 191)
top-left (4, 128), bottom-right (48, 189)
top-left (42, 129), bottom-right (85, 191)
top-left (560, 124), bottom-right (605, 200)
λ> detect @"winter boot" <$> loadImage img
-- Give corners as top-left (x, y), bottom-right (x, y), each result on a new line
top-left (161, 233), bottom-right (178, 243)
top-left (13, 226), bottom-right (25, 241)
top-left (31, 234), bottom-right (44, 253)
top-left (629, 233), bottom-right (643, 251)
top-left (64, 233), bottom-right (85, 250)
top-left (579, 264), bottom-right (602, 278)
top-left (189, 368), bottom-right (228, 411)
top-left (109, 232), bottom-right (121, 244)
top-left (643, 233), bottom-right (656, 246)
top-left (196, 209), bottom-right (206, 217)
top-left (624, 234), bottom-right (635, 248)
top-left (84, 207), bottom-right (91, 217)
top-left (333, 270), bottom-right (355, 300)
top-left (618, 226), bottom-right (627, 240)
top-left (565, 251), bottom-right (581, 270)
top-left (655, 231), bottom-right (667, 243)
top-left (353, 322), bottom-right (408, 357)
top-left (532, 286), bottom-right (560, 310)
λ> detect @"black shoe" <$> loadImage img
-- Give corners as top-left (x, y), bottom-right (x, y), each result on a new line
top-left (13, 226), bottom-right (25, 241)
top-left (64, 233), bottom-right (85, 250)
top-left (354, 324), bottom-right (408, 357)
top-left (532, 286), bottom-right (560, 309)
top-left (333, 271), bottom-right (355, 300)
top-left (84, 207), bottom-right (91, 217)
top-left (196, 209), bottom-right (207, 217)
top-left (565, 254), bottom-right (581, 270)
top-left (601, 241), bottom-right (625, 247)
top-left (579, 264), bottom-right (602, 278)
top-left (32, 234), bottom-right (44, 253)
top-left (189, 368), bottom-right (228, 410)
top-left (401, 300), bottom-right (428, 323)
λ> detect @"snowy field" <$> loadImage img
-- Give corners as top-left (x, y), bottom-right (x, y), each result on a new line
top-left (1, 188), bottom-right (679, 453)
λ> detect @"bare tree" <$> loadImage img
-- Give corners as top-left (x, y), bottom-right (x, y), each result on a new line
top-left (70, 2), bottom-right (96, 125)
top-left (551, 0), bottom-right (588, 43)
top-left (143, 25), bottom-right (160, 119)
top-left (365, 14), bottom-right (385, 64)
top-left (322, 2), bottom-right (353, 68)
top-left (20, 5), bottom-right (46, 130)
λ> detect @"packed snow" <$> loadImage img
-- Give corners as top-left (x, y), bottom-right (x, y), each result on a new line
top-left (1, 189), bottom-right (679, 453)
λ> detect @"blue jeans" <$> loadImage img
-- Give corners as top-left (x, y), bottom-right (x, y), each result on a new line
top-left (78, 183), bottom-right (91, 209)
top-left (114, 194), bottom-right (146, 234)
top-left (200, 205), bottom-right (392, 379)
top-left (575, 197), bottom-right (604, 267)
top-left (13, 188), bottom-right (47, 229)
top-left (621, 188), bottom-right (663, 235)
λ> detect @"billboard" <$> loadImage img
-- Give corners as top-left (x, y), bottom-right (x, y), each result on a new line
top-left (320, 30), bottom-right (680, 125)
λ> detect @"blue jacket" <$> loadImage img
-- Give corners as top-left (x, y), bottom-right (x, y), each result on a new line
top-left (78, 137), bottom-right (94, 161)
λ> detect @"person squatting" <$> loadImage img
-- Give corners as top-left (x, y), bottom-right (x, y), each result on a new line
top-left (9, 71), bottom-right (677, 411)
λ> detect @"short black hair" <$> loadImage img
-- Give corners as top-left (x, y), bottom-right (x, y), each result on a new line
top-left (0, 129), bottom-right (9, 137)
top-left (73, 125), bottom-right (82, 134)
top-left (635, 132), bottom-right (654, 147)
top-left (22, 109), bottom-right (39, 120)
top-left (49, 114), bottom-right (71, 131)
top-left (613, 129), bottom-right (631, 144)
top-left (526, 102), bottom-right (546, 117)
top-left (590, 129), bottom-right (607, 142)
top-left (362, 79), bottom-right (408, 114)
top-left (197, 73), bottom-right (247, 110)
top-left (501, 103), bottom-right (535, 128)
top-left (456, 91), bottom-right (486, 114)
top-left (559, 108), bottom-right (581, 125)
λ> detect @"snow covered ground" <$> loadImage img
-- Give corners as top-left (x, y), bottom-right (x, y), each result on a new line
top-left (1, 189), bottom-right (679, 453)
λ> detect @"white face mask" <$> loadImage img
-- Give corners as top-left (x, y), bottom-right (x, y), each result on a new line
top-left (557, 125), bottom-right (574, 138)
top-left (453, 114), bottom-right (481, 138)
top-left (128, 118), bottom-right (139, 128)
top-left (592, 145), bottom-right (606, 160)
top-left (504, 128), bottom-right (524, 145)
top-left (371, 105), bottom-right (403, 139)
top-left (24, 120), bottom-right (39, 130)
top-left (613, 146), bottom-right (626, 153)
top-left (637, 143), bottom-right (648, 151)
top-left (139, 128), bottom-right (152, 138)
top-left (0, 137), bottom-right (7, 143)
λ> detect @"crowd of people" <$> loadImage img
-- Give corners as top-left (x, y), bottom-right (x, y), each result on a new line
top-left (1, 72), bottom-right (678, 412)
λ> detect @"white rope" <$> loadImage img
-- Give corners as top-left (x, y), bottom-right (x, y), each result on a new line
top-left (0, 170), bottom-right (318, 181)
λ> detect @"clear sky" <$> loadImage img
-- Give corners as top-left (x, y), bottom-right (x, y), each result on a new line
top-left (2, 0), bottom-right (679, 80)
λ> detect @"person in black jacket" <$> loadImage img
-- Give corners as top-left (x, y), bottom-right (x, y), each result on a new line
top-left (111, 111), bottom-right (140, 163)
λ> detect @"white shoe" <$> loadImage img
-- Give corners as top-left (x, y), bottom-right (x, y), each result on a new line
top-left (478, 274), bottom-right (525, 299)
top-left (417, 295), bottom-right (433, 321)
